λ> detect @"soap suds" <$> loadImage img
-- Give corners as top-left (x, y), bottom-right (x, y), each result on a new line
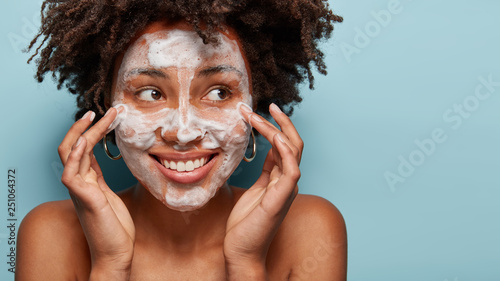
top-left (111, 28), bottom-right (252, 211)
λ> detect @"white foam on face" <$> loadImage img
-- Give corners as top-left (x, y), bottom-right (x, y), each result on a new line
top-left (111, 27), bottom-right (252, 211)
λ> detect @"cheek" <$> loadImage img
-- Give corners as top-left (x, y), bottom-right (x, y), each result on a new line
top-left (115, 107), bottom-right (170, 150)
top-left (197, 108), bottom-right (250, 150)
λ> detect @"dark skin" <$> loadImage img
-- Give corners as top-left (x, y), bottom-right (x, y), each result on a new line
top-left (17, 188), bottom-right (346, 280)
top-left (16, 21), bottom-right (347, 281)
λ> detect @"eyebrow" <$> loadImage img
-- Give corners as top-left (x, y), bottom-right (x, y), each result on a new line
top-left (197, 65), bottom-right (244, 78)
top-left (126, 68), bottom-right (169, 79)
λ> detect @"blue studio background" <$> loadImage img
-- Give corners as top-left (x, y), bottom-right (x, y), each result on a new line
top-left (1, 0), bottom-right (499, 280)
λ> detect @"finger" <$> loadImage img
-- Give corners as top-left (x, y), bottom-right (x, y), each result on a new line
top-left (67, 137), bottom-right (99, 193)
top-left (271, 135), bottom-right (283, 169)
top-left (81, 107), bottom-right (120, 153)
top-left (269, 104), bottom-right (303, 162)
top-left (90, 155), bottom-right (103, 180)
top-left (90, 155), bottom-right (111, 192)
top-left (63, 146), bottom-right (109, 214)
top-left (79, 106), bottom-right (123, 170)
top-left (61, 136), bottom-right (87, 195)
top-left (78, 148), bottom-right (96, 181)
top-left (239, 104), bottom-right (300, 164)
top-left (253, 150), bottom-right (274, 188)
top-left (261, 134), bottom-right (300, 212)
top-left (239, 104), bottom-right (279, 142)
top-left (272, 133), bottom-right (300, 192)
top-left (59, 111), bottom-right (96, 165)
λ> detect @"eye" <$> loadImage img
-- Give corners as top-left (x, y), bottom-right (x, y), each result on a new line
top-left (204, 88), bottom-right (231, 102)
top-left (136, 89), bottom-right (163, 102)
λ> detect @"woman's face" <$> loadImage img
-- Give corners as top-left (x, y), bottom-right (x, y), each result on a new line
top-left (110, 21), bottom-right (252, 211)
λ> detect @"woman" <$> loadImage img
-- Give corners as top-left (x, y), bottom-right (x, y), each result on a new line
top-left (17, 0), bottom-right (346, 280)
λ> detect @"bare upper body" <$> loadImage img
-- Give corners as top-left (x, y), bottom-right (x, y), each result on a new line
top-left (17, 186), bottom-right (346, 280)
top-left (17, 18), bottom-right (346, 281)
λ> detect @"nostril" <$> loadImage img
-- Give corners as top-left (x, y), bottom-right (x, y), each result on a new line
top-left (176, 127), bottom-right (203, 144)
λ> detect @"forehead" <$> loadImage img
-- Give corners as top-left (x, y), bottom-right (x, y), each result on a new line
top-left (118, 21), bottom-right (247, 72)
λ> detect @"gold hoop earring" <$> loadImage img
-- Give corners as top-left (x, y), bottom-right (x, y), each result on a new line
top-left (244, 130), bottom-right (257, 162)
top-left (103, 135), bottom-right (122, 160)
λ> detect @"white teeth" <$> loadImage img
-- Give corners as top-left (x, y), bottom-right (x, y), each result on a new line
top-left (177, 162), bottom-right (186, 172)
top-left (161, 156), bottom-right (210, 172)
top-left (185, 160), bottom-right (194, 171)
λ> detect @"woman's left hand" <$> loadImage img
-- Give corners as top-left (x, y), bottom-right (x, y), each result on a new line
top-left (224, 103), bottom-right (303, 279)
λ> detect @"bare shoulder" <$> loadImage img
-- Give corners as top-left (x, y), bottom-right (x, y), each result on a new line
top-left (286, 194), bottom-right (346, 240)
top-left (16, 199), bottom-right (90, 280)
top-left (269, 194), bottom-right (347, 280)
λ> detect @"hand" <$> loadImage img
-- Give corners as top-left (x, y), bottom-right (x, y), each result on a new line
top-left (224, 103), bottom-right (303, 277)
top-left (58, 108), bottom-right (135, 279)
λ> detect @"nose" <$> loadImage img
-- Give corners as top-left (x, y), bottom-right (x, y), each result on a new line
top-left (160, 107), bottom-right (204, 145)
top-left (176, 124), bottom-right (203, 144)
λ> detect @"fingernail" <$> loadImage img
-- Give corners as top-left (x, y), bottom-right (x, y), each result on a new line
top-left (270, 103), bottom-right (282, 114)
top-left (80, 111), bottom-right (90, 120)
top-left (114, 104), bottom-right (126, 114)
top-left (104, 106), bottom-right (117, 117)
top-left (238, 102), bottom-right (252, 114)
top-left (277, 133), bottom-right (285, 143)
top-left (81, 111), bottom-right (95, 121)
top-left (107, 106), bottom-right (127, 132)
top-left (75, 137), bottom-right (83, 148)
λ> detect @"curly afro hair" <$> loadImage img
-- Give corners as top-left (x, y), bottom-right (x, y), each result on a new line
top-left (28, 0), bottom-right (342, 123)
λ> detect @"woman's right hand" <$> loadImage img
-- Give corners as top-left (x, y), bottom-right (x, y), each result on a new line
top-left (58, 108), bottom-right (135, 280)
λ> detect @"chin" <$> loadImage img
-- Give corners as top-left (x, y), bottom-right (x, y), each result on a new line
top-left (163, 186), bottom-right (213, 212)
top-left (152, 181), bottom-right (220, 212)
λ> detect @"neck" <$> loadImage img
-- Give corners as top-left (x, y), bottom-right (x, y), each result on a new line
top-left (126, 182), bottom-right (235, 252)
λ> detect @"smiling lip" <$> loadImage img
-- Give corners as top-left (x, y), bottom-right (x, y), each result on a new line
top-left (151, 153), bottom-right (217, 184)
